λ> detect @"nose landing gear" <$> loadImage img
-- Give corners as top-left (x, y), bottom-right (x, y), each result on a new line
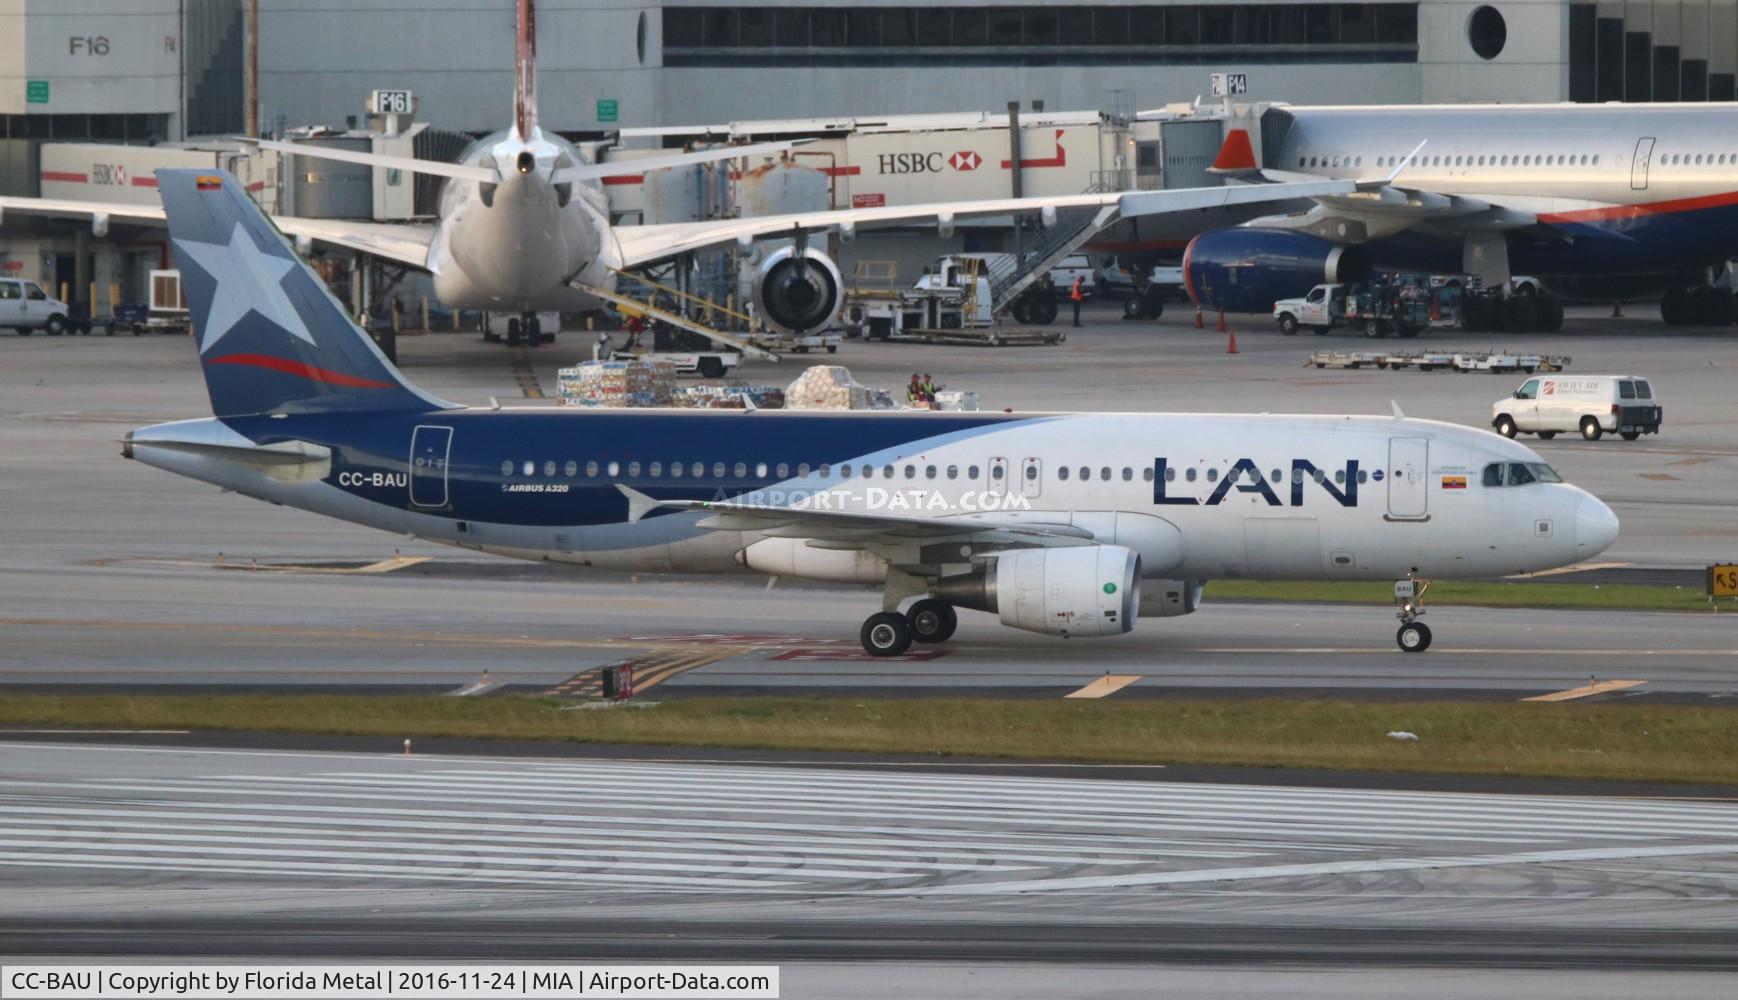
top-left (507, 313), bottom-right (543, 347)
top-left (1394, 574), bottom-right (1432, 652)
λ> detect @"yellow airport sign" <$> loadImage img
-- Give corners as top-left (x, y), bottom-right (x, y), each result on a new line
top-left (1709, 564), bottom-right (1738, 599)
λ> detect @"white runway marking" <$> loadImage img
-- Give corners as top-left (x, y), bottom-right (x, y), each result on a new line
top-left (1, 743), bottom-right (1735, 899)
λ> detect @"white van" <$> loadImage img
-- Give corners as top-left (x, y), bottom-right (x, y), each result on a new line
top-left (0, 277), bottom-right (71, 335)
top-left (1492, 375), bottom-right (1662, 441)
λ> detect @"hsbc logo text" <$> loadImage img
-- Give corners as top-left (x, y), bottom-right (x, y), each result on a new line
top-left (949, 151), bottom-right (981, 171)
top-left (877, 152), bottom-right (944, 174)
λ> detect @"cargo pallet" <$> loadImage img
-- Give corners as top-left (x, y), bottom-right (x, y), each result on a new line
top-left (1308, 350), bottom-right (1570, 373)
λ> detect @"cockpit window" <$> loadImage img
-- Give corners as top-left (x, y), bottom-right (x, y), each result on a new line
top-left (1482, 462), bottom-right (1562, 487)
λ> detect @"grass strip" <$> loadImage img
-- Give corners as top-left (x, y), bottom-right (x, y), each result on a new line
top-left (1209, 579), bottom-right (1721, 612)
top-left (3, 694), bottom-right (1736, 786)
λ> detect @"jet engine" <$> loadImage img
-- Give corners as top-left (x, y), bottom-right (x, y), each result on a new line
top-left (931, 545), bottom-right (1140, 638)
top-left (752, 245), bottom-right (843, 335)
top-left (1183, 228), bottom-right (1371, 314)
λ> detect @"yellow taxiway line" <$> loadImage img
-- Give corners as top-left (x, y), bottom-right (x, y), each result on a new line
top-left (1064, 674), bottom-right (1142, 699)
top-left (1522, 679), bottom-right (1647, 702)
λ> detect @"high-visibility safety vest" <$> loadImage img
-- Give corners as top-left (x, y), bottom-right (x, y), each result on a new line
top-left (1070, 278), bottom-right (1084, 302)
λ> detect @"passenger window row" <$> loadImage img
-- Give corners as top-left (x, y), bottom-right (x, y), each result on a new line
top-left (1156, 465), bottom-right (1368, 485)
top-left (498, 459), bottom-right (990, 481)
top-left (1321, 153), bottom-right (1604, 170)
top-left (1658, 152), bottom-right (1735, 166)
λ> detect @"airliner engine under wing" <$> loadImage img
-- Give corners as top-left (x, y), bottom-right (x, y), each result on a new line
top-left (128, 170), bottom-right (1620, 656)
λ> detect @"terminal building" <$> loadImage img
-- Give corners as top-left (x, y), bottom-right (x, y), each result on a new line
top-left (5, 1), bottom-right (1738, 315)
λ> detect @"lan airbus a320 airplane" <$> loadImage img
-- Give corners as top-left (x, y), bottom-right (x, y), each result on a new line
top-left (129, 170), bottom-right (1619, 656)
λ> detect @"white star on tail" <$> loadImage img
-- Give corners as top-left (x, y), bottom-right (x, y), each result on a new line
top-left (174, 223), bottom-right (309, 353)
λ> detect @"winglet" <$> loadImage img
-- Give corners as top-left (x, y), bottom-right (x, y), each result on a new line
top-left (1391, 400), bottom-right (1406, 420)
top-left (616, 484), bottom-right (662, 523)
top-left (1209, 129), bottom-right (1259, 173)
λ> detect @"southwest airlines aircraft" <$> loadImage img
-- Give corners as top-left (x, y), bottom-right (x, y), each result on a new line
top-left (128, 170), bottom-right (1619, 657)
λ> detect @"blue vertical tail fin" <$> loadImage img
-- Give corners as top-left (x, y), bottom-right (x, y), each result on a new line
top-left (156, 168), bottom-right (451, 418)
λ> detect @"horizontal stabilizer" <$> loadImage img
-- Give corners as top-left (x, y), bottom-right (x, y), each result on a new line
top-left (253, 139), bottom-right (498, 184)
top-left (556, 140), bottom-right (805, 185)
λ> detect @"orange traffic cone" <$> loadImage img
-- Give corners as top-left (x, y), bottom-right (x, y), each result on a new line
top-left (1226, 325), bottom-right (1239, 354)
top-left (1217, 310), bottom-right (1228, 333)
top-left (1194, 308), bottom-right (1204, 329)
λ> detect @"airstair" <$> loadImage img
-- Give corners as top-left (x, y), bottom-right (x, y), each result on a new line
top-left (985, 203), bottom-right (1121, 314)
top-left (580, 271), bottom-right (781, 362)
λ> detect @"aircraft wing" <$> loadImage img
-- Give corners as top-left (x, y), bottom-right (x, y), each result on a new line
top-left (0, 195), bottom-right (165, 227)
top-left (611, 178), bottom-right (1358, 268)
top-left (270, 217), bottom-right (434, 269)
top-left (619, 486), bottom-right (1098, 557)
top-left (1244, 181), bottom-right (1539, 243)
top-left (0, 195), bottom-right (433, 270)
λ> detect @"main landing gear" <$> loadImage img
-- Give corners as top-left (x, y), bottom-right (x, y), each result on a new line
top-left (507, 313), bottom-right (545, 347)
top-left (860, 597), bottom-right (960, 656)
top-left (1394, 574), bottom-right (1432, 653)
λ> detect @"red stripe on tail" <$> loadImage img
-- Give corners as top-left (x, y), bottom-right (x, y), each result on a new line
top-left (207, 353), bottom-right (399, 389)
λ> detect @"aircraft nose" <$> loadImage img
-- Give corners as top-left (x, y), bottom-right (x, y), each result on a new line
top-left (1574, 494), bottom-right (1620, 555)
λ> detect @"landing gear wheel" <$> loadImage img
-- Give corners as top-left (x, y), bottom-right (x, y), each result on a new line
top-left (1536, 296), bottom-right (1566, 332)
top-left (1580, 417), bottom-right (1603, 441)
top-left (1693, 287), bottom-right (1736, 326)
top-left (1494, 415), bottom-right (1517, 439)
top-left (906, 599), bottom-right (958, 644)
top-left (506, 317), bottom-right (522, 346)
top-left (1277, 313), bottom-right (1299, 336)
top-left (860, 611), bottom-right (913, 657)
top-left (1661, 288), bottom-right (1693, 326)
top-left (1144, 288), bottom-right (1166, 320)
top-left (1028, 295), bottom-right (1059, 326)
top-left (1500, 296), bottom-right (1537, 334)
top-left (1396, 621), bottom-right (1432, 653)
top-left (524, 315), bottom-right (541, 348)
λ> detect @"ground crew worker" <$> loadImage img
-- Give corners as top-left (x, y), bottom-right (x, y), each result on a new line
top-left (907, 373), bottom-right (925, 406)
top-left (921, 373), bottom-right (938, 402)
top-left (1070, 275), bottom-right (1085, 327)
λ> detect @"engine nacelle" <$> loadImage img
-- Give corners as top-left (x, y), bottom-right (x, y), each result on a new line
top-left (932, 545), bottom-right (1140, 638)
top-left (753, 245), bottom-right (843, 335)
top-left (1183, 228), bottom-right (1371, 314)
top-left (1138, 579), bottom-right (1205, 618)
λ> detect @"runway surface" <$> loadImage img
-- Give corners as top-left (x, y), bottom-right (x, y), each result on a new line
top-left (1, 741), bottom-right (1735, 985)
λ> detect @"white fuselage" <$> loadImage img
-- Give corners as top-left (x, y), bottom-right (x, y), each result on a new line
top-left (425, 127), bottom-right (619, 313)
top-left (1271, 102), bottom-right (1738, 217)
top-left (134, 411), bottom-right (1619, 587)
